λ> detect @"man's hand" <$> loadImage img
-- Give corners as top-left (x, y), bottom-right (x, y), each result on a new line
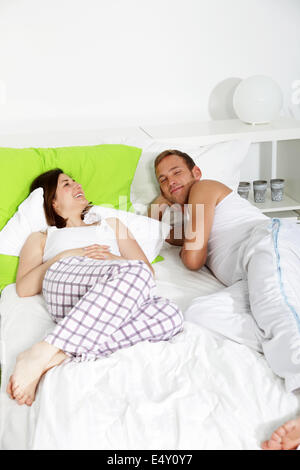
top-left (166, 225), bottom-right (185, 246)
top-left (147, 194), bottom-right (171, 221)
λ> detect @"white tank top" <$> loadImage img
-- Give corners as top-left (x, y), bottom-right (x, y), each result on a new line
top-left (43, 220), bottom-right (121, 263)
top-left (206, 191), bottom-right (268, 285)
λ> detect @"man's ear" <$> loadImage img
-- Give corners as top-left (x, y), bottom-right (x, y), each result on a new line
top-left (192, 166), bottom-right (202, 181)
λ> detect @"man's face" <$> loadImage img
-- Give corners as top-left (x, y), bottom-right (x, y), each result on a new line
top-left (155, 154), bottom-right (201, 205)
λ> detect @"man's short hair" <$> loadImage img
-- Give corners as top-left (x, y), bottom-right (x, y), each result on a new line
top-left (154, 149), bottom-right (196, 172)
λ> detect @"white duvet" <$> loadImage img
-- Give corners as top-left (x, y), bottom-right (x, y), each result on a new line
top-left (1, 242), bottom-right (299, 450)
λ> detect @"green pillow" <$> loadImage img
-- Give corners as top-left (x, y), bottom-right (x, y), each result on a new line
top-left (0, 144), bottom-right (142, 294)
top-left (41, 144), bottom-right (141, 211)
top-left (0, 255), bottom-right (19, 293)
top-left (0, 147), bottom-right (44, 231)
top-left (152, 255), bottom-right (164, 264)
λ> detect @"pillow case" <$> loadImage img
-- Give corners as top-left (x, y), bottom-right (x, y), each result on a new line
top-left (0, 188), bottom-right (46, 256)
top-left (0, 147), bottom-right (44, 231)
top-left (0, 144), bottom-right (142, 293)
top-left (0, 147), bottom-right (45, 294)
top-left (0, 144), bottom-right (141, 231)
top-left (41, 144), bottom-right (141, 212)
top-left (0, 188), bottom-right (46, 293)
top-left (130, 139), bottom-right (251, 213)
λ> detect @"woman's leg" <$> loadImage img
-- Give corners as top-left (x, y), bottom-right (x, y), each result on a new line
top-left (7, 342), bottom-right (67, 406)
top-left (245, 220), bottom-right (300, 392)
top-left (43, 257), bottom-right (183, 361)
top-left (92, 293), bottom-right (183, 357)
top-left (8, 257), bottom-right (182, 406)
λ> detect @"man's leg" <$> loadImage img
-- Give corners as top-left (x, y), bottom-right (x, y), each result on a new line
top-left (246, 220), bottom-right (300, 393)
top-left (262, 416), bottom-right (300, 450)
top-left (185, 280), bottom-right (262, 352)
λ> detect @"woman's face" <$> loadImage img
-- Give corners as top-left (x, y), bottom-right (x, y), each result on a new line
top-left (52, 173), bottom-right (89, 216)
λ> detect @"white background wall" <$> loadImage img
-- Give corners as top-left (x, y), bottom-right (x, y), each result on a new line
top-left (0, 0), bottom-right (299, 130)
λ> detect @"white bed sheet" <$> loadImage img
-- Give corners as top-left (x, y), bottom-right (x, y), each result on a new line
top-left (1, 242), bottom-right (299, 450)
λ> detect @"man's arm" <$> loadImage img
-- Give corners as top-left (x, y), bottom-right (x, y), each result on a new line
top-left (180, 181), bottom-right (218, 271)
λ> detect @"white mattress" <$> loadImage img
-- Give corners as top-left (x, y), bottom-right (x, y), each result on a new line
top-left (1, 242), bottom-right (300, 450)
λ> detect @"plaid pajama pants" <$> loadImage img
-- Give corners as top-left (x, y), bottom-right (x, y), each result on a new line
top-left (42, 257), bottom-right (184, 362)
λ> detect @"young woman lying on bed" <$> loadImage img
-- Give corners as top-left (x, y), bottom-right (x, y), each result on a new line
top-left (6, 169), bottom-right (183, 407)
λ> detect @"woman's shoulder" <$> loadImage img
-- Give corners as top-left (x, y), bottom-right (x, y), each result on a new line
top-left (26, 230), bottom-right (47, 250)
top-left (103, 217), bottom-right (130, 238)
top-left (102, 217), bottom-right (118, 231)
top-left (27, 230), bottom-right (47, 239)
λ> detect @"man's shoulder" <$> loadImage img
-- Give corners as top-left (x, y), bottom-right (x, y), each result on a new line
top-left (189, 179), bottom-right (229, 201)
top-left (191, 179), bottom-right (225, 189)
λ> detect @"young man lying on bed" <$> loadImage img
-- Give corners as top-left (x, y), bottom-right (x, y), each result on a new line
top-left (147, 149), bottom-right (300, 448)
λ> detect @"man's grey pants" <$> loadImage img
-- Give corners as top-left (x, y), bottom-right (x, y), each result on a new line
top-left (186, 219), bottom-right (300, 393)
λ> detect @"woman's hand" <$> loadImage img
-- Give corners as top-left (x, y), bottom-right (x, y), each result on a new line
top-left (83, 244), bottom-right (121, 260)
top-left (58, 245), bottom-right (111, 260)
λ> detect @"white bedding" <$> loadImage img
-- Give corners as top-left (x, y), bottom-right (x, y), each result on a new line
top-left (1, 242), bottom-right (300, 450)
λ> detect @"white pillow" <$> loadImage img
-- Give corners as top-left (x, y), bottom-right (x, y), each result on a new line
top-left (0, 188), bottom-right (170, 263)
top-left (130, 139), bottom-right (251, 213)
top-left (0, 188), bottom-right (47, 256)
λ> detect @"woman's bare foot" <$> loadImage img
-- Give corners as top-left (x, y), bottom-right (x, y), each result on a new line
top-left (6, 341), bottom-right (67, 406)
top-left (262, 417), bottom-right (300, 450)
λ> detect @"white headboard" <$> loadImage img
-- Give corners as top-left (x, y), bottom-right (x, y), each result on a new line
top-left (0, 125), bottom-right (149, 148)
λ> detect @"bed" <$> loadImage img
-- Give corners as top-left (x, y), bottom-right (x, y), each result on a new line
top-left (0, 128), bottom-right (299, 450)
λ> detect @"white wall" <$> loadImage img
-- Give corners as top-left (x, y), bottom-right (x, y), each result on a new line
top-left (0, 0), bottom-right (299, 130)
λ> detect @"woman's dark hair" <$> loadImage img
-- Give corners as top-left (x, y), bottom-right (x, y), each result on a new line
top-left (154, 149), bottom-right (196, 172)
top-left (30, 168), bottom-right (92, 228)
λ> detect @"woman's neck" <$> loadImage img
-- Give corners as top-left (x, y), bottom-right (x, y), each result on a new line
top-left (66, 222), bottom-right (86, 227)
top-left (65, 215), bottom-right (86, 227)
top-left (65, 205), bottom-right (93, 227)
